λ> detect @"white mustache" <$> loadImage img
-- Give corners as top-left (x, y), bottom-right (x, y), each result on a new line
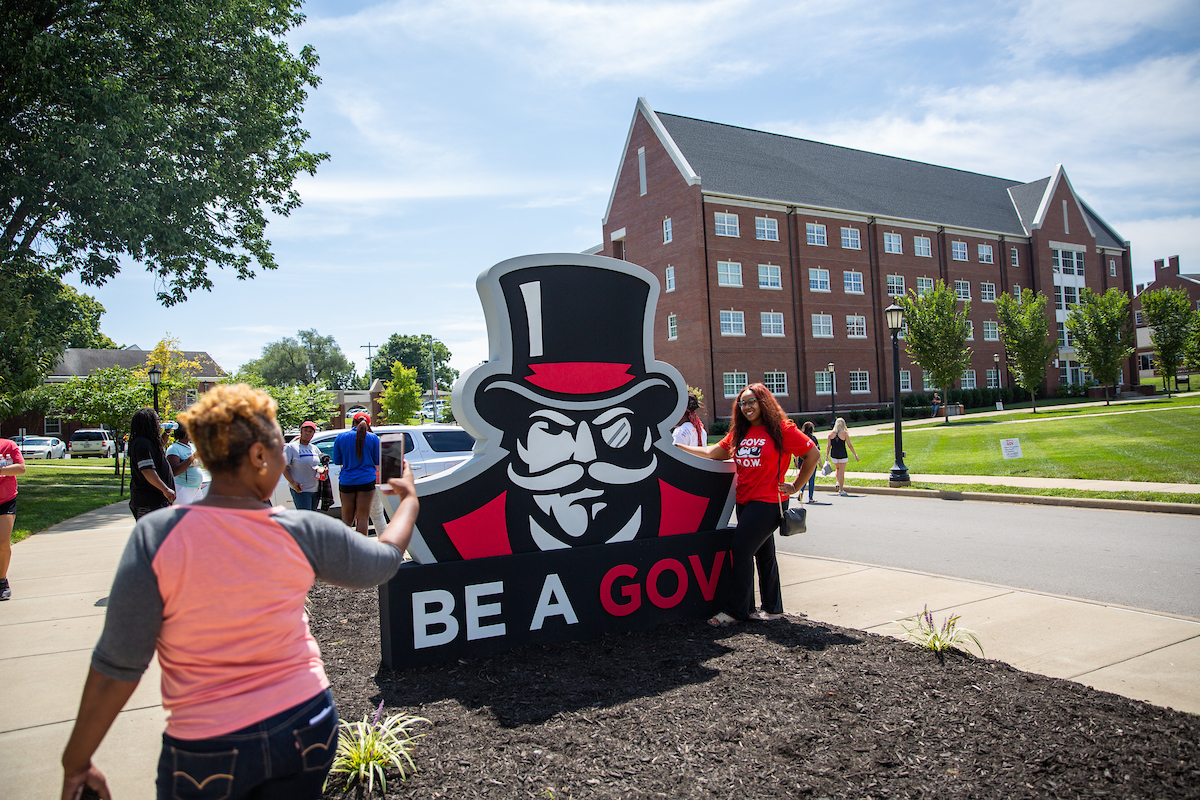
top-left (507, 454), bottom-right (658, 492)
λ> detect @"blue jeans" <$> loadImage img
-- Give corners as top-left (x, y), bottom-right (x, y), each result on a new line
top-left (805, 471), bottom-right (816, 501)
top-left (289, 489), bottom-right (318, 511)
top-left (156, 688), bottom-right (338, 800)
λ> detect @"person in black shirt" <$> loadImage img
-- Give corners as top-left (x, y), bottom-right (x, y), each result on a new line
top-left (128, 408), bottom-right (175, 519)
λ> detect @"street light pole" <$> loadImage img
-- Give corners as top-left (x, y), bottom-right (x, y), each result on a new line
top-left (148, 365), bottom-right (162, 416)
top-left (885, 304), bottom-right (910, 487)
top-left (827, 362), bottom-right (836, 426)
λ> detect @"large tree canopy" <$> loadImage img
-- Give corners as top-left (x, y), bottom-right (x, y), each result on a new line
top-left (0, 0), bottom-right (327, 304)
top-left (242, 329), bottom-right (356, 389)
top-left (1065, 288), bottom-right (1134, 404)
top-left (1140, 287), bottom-right (1194, 395)
top-left (370, 333), bottom-right (458, 391)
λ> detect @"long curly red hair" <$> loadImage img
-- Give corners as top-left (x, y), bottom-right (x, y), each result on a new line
top-left (729, 382), bottom-right (787, 452)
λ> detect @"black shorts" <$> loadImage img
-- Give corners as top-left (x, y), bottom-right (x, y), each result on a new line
top-left (338, 481), bottom-right (377, 494)
top-left (0, 497), bottom-right (15, 515)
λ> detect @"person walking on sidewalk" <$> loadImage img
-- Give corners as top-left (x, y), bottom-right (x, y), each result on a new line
top-left (59, 383), bottom-right (420, 800)
top-left (128, 408), bottom-right (175, 519)
top-left (801, 420), bottom-right (820, 503)
top-left (0, 436), bottom-right (26, 601)
top-left (827, 417), bottom-right (859, 496)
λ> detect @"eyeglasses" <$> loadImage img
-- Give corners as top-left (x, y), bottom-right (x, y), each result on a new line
top-left (738, 397), bottom-right (759, 408)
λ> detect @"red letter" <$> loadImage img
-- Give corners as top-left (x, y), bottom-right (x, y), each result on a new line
top-left (688, 551), bottom-right (726, 602)
top-left (646, 558), bottom-right (688, 609)
top-left (600, 564), bottom-right (641, 616)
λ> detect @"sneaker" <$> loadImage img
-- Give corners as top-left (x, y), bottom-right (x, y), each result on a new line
top-left (806, 498), bottom-right (818, 504)
top-left (838, 489), bottom-right (849, 497)
top-left (0, 578), bottom-right (10, 601)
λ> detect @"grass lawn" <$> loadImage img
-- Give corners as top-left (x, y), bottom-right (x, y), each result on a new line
top-left (807, 475), bottom-right (1200, 505)
top-left (852, 406), bottom-right (1200, 483)
top-left (930, 394), bottom-right (1200, 426)
top-left (10, 463), bottom-right (127, 544)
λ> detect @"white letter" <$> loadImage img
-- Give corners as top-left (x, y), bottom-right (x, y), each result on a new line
top-left (466, 581), bottom-right (506, 641)
top-left (412, 589), bottom-right (458, 649)
top-left (530, 573), bottom-right (579, 631)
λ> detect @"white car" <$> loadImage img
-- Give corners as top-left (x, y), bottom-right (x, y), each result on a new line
top-left (68, 429), bottom-right (116, 458)
top-left (270, 424), bottom-right (476, 513)
top-left (19, 436), bottom-right (66, 459)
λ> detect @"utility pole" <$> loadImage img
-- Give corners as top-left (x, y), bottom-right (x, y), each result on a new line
top-left (360, 342), bottom-right (378, 381)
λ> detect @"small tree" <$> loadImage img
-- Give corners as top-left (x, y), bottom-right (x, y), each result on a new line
top-left (900, 281), bottom-right (972, 423)
top-left (1064, 288), bottom-right (1134, 405)
top-left (53, 367), bottom-right (148, 488)
top-left (1141, 287), bottom-right (1194, 396)
top-left (133, 336), bottom-right (204, 420)
top-left (379, 362), bottom-right (422, 424)
top-left (1184, 310), bottom-right (1200, 376)
top-left (268, 382), bottom-right (339, 432)
top-left (996, 289), bottom-right (1057, 413)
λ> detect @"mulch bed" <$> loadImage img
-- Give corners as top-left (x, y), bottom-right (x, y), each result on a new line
top-left (310, 582), bottom-right (1199, 799)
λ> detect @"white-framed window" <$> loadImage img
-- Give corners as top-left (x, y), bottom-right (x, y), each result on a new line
top-left (1135, 310), bottom-right (1144, 326)
top-left (965, 320), bottom-right (974, 340)
top-left (887, 274), bottom-right (905, 297)
top-left (717, 261), bottom-right (742, 287)
top-left (846, 315), bottom-right (867, 338)
top-left (917, 276), bottom-right (934, 296)
top-left (667, 314), bottom-right (678, 340)
top-left (1013, 283), bottom-right (1021, 298)
top-left (764, 371), bottom-right (788, 395)
top-left (806, 222), bottom-right (827, 246)
top-left (986, 368), bottom-right (1000, 389)
top-left (815, 371), bottom-right (832, 394)
top-left (923, 371), bottom-right (935, 391)
top-left (951, 241), bottom-right (968, 261)
top-left (44, 416), bottom-right (62, 435)
top-left (723, 372), bottom-right (747, 398)
top-left (811, 314), bottom-right (833, 338)
top-left (900, 370), bottom-right (911, 392)
top-left (1063, 285), bottom-right (1077, 308)
top-left (1110, 258), bottom-right (1117, 277)
top-left (983, 321), bottom-right (999, 341)
top-left (665, 266), bottom-right (675, 292)
top-left (961, 370), bottom-right (976, 390)
top-left (809, 268), bottom-right (830, 291)
top-left (185, 389), bottom-right (198, 406)
top-left (978, 244), bottom-right (994, 264)
top-left (719, 310), bottom-right (745, 336)
top-left (663, 218), bottom-right (672, 244)
top-left (955, 280), bottom-right (971, 300)
top-left (714, 212), bottom-right (739, 237)
top-left (980, 282), bottom-right (996, 302)
top-left (1054, 286), bottom-right (1062, 309)
top-left (884, 232), bottom-right (903, 254)
top-left (761, 312), bottom-right (785, 337)
top-left (758, 264), bottom-right (781, 289)
top-left (914, 236), bottom-right (932, 257)
top-left (1010, 247), bottom-right (1019, 267)
top-left (638, 146), bottom-right (647, 195)
top-left (841, 227), bottom-right (861, 250)
top-left (849, 370), bottom-right (870, 393)
top-left (899, 322), bottom-right (908, 340)
top-left (1057, 323), bottom-right (1068, 347)
top-left (757, 217), bottom-right (779, 241)
top-left (844, 270), bottom-right (863, 294)
top-left (1053, 249), bottom-right (1084, 276)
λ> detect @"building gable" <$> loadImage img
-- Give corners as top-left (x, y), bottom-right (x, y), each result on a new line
top-left (602, 97), bottom-right (700, 226)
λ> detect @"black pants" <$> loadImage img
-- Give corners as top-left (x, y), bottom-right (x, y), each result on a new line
top-left (724, 500), bottom-right (785, 620)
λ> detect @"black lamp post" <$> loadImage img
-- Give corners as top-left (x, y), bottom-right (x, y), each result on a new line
top-left (148, 365), bottom-right (162, 416)
top-left (994, 352), bottom-right (1002, 389)
top-left (826, 362), bottom-right (836, 426)
top-left (885, 304), bottom-right (910, 486)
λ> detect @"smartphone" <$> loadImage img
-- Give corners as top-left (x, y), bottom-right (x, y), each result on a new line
top-left (379, 432), bottom-right (407, 489)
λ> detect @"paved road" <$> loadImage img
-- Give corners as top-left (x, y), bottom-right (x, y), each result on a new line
top-left (774, 493), bottom-right (1200, 619)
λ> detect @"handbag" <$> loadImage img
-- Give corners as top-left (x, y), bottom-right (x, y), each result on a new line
top-left (820, 459), bottom-right (834, 477)
top-left (777, 452), bottom-right (807, 536)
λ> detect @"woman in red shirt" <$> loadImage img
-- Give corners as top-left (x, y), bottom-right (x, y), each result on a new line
top-left (676, 383), bottom-right (819, 626)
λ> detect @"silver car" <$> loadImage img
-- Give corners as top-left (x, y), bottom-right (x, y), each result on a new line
top-left (19, 436), bottom-right (66, 459)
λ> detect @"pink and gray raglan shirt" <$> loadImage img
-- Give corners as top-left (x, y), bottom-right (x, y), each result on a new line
top-left (91, 505), bottom-right (404, 740)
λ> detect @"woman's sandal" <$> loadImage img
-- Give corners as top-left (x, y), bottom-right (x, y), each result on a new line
top-left (707, 611), bottom-right (739, 628)
top-left (749, 611), bottom-right (784, 621)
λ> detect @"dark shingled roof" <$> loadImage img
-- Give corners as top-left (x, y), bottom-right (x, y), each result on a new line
top-left (52, 348), bottom-right (224, 378)
top-left (656, 112), bottom-right (1113, 240)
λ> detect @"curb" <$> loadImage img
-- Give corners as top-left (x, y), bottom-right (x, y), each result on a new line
top-left (817, 484), bottom-right (1200, 515)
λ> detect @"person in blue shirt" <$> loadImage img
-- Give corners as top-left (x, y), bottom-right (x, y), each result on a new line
top-left (333, 412), bottom-right (380, 535)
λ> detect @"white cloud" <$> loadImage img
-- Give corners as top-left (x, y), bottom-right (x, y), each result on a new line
top-left (1110, 215), bottom-right (1200, 285)
top-left (1008, 0), bottom-right (1193, 58)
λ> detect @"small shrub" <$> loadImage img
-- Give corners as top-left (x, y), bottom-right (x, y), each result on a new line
top-left (708, 420), bottom-right (730, 436)
top-left (813, 415), bottom-right (828, 427)
top-left (900, 605), bottom-right (984, 656)
top-left (848, 410), bottom-right (863, 422)
top-left (327, 701), bottom-right (429, 794)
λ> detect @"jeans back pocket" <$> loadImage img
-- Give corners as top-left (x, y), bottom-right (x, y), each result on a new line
top-left (170, 747), bottom-right (237, 800)
top-left (294, 706), bottom-right (339, 772)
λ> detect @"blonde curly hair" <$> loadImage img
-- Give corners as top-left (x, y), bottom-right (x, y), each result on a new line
top-left (177, 384), bottom-right (280, 475)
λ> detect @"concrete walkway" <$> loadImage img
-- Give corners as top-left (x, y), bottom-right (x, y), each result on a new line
top-left (2, 500), bottom-right (1197, 798)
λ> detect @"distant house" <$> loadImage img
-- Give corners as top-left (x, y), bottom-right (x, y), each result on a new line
top-left (1132, 256), bottom-right (1200, 386)
top-left (1, 346), bottom-right (224, 440)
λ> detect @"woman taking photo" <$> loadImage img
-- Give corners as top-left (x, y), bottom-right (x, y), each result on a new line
top-left (60, 384), bottom-right (419, 800)
top-left (334, 411), bottom-right (381, 535)
top-left (827, 417), bottom-right (860, 496)
top-left (676, 383), bottom-right (819, 627)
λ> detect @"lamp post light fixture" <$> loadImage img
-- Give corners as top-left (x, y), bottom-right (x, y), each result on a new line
top-left (994, 352), bottom-right (1002, 389)
top-left (148, 365), bottom-right (162, 416)
top-left (826, 362), bottom-right (836, 426)
top-left (884, 304), bottom-right (910, 487)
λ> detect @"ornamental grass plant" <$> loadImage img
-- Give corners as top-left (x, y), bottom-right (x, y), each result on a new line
top-left (900, 605), bottom-right (984, 657)
top-left (326, 701), bottom-right (428, 794)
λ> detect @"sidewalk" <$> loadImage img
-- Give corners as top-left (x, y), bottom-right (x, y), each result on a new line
top-left (2, 502), bottom-right (1197, 798)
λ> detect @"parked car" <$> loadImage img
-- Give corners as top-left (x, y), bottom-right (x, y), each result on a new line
top-left (269, 424), bottom-right (476, 513)
top-left (68, 429), bottom-right (116, 458)
top-left (19, 436), bottom-right (66, 459)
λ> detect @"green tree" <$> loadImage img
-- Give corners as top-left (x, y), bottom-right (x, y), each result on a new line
top-left (1064, 288), bottom-right (1134, 404)
top-left (242, 330), bottom-right (355, 389)
top-left (996, 289), bottom-right (1057, 413)
top-left (0, 1), bottom-right (327, 305)
top-left (1184, 311), bottom-right (1200, 375)
top-left (53, 367), bottom-right (147, 485)
top-left (370, 334), bottom-right (458, 391)
top-left (133, 336), bottom-right (204, 420)
top-left (378, 362), bottom-right (422, 424)
top-left (220, 368), bottom-right (338, 432)
top-left (899, 281), bottom-right (972, 422)
top-left (1141, 287), bottom-right (1195, 396)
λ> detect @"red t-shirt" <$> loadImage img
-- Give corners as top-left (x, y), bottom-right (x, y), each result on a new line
top-left (0, 439), bottom-right (24, 504)
top-left (719, 419), bottom-right (814, 505)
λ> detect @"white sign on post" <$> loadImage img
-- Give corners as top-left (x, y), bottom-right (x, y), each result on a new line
top-left (1000, 438), bottom-right (1023, 459)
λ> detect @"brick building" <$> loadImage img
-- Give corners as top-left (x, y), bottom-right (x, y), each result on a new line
top-left (1132, 256), bottom-right (1200, 386)
top-left (600, 99), bottom-right (1135, 423)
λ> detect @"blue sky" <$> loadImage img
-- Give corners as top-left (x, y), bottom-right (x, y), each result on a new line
top-left (75, 0), bottom-right (1200, 379)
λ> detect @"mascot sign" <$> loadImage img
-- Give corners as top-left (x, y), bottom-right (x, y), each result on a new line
top-left (380, 253), bottom-right (735, 668)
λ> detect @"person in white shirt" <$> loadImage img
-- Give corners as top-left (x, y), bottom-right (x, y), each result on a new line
top-left (166, 425), bottom-right (204, 504)
top-left (671, 393), bottom-right (706, 447)
top-left (283, 421), bottom-right (322, 510)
